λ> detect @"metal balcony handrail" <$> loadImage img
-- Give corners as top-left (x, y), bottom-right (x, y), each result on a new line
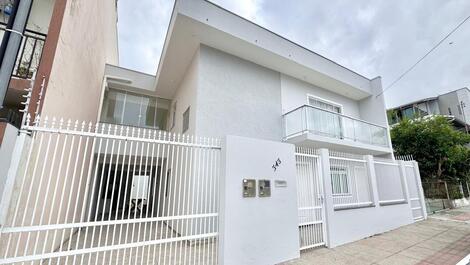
top-left (0, 22), bottom-right (47, 39)
top-left (282, 104), bottom-right (388, 130)
top-left (0, 22), bottom-right (47, 79)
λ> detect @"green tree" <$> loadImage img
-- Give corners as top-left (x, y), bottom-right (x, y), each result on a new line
top-left (391, 116), bottom-right (470, 181)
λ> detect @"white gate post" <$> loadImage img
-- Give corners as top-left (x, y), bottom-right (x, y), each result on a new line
top-left (318, 148), bottom-right (333, 247)
top-left (413, 161), bottom-right (427, 219)
top-left (0, 131), bottom-right (27, 225)
top-left (398, 161), bottom-right (411, 204)
top-left (364, 155), bottom-right (380, 207)
top-left (218, 136), bottom-right (299, 265)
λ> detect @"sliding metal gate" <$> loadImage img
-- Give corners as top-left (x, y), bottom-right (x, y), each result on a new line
top-left (295, 147), bottom-right (326, 250)
top-left (0, 116), bottom-right (221, 265)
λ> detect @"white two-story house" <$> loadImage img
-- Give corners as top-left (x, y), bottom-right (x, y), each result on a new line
top-left (1, 1), bottom-right (425, 264)
top-left (98, 0), bottom-right (393, 158)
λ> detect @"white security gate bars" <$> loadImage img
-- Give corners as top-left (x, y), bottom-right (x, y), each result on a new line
top-left (329, 151), bottom-right (373, 210)
top-left (404, 162), bottom-right (425, 221)
top-left (0, 116), bottom-right (220, 265)
top-left (295, 147), bottom-right (326, 250)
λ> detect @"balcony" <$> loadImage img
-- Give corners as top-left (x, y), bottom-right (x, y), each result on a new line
top-left (283, 105), bottom-right (391, 155)
top-left (0, 22), bottom-right (47, 79)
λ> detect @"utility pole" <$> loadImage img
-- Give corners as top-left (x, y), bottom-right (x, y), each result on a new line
top-left (0, 0), bottom-right (33, 108)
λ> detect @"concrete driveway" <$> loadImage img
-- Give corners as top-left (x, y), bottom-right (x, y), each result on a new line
top-left (284, 207), bottom-right (470, 265)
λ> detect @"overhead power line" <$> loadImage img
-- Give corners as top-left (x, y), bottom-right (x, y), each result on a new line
top-left (377, 13), bottom-right (470, 97)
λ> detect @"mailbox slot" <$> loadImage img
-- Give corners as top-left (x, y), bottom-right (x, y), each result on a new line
top-left (258, 179), bottom-right (271, 197)
top-left (242, 179), bottom-right (256, 197)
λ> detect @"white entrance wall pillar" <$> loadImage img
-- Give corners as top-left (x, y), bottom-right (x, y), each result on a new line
top-left (398, 160), bottom-right (411, 203)
top-left (218, 135), bottom-right (299, 265)
top-left (364, 155), bottom-right (380, 207)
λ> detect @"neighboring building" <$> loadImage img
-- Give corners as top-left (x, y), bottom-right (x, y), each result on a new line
top-left (0, 0), bottom-right (118, 137)
top-left (388, 87), bottom-right (470, 132)
top-left (0, 0), bottom-right (118, 203)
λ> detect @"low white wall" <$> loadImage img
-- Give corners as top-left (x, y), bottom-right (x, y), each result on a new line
top-left (321, 152), bottom-right (417, 248)
top-left (219, 135), bottom-right (299, 265)
top-left (327, 204), bottom-right (414, 247)
top-left (0, 123), bottom-right (19, 202)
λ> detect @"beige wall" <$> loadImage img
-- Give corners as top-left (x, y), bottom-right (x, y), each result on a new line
top-left (40, 0), bottom-right (119, 122)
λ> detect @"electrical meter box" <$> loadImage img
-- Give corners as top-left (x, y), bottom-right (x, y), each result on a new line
top-left (258, 179), bottom-right (271, 197)
top-left (242, 179), bottom-right (256, 197)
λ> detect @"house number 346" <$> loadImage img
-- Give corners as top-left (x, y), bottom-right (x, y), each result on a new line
top-left (272, 158), bottom-right (281, 171)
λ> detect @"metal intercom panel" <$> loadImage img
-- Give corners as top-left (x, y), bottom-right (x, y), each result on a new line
top-left (242, 179), bottom-right (256, 197)
top-left (258, 179), bottom-right (271, 197)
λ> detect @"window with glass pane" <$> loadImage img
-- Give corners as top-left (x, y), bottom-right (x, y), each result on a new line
top-left (182, 107), bottom-right (190, 133)
top-left (100, 88), bottom-right (170, 130)
top-left (156, 98), bottom-right (170, 130)
top-left (401, 107), bottom-right (414, 119)
top-left (122, 93), bottom-right (142, 127)
top-left (308, 96), bottom-right (342, 138)
top-left (100, 89), bottom-right (125, 124)
top-left (331, 166), bottom-right (349, 195)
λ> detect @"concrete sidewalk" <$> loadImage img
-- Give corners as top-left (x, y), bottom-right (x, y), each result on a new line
top-left (284, 208), bottom-right (470, 265)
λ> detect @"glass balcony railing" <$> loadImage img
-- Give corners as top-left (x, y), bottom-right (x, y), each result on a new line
top-left (283, 105), bottom-right (389, 148)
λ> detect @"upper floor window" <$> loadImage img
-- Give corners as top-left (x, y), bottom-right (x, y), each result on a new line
top-left (308, 96), bottom-right (342, 114)
top-left (182, 107), bottom-right (190, 133)
top-left (100, 88), bottom-right (170, 130)
top-left (401, 107), bottom-right (414, 119)
top-left (307, 95), bottom-right (343, 138)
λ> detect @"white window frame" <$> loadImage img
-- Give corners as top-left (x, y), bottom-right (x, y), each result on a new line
top-left (306, 94), bottom-right (344, 139)
top-left (100, 87), bottom-right (166, 129)
top-left (306, 94), bottom-right (344, 114)
top-left (330, 165), bottom-right (351, 196)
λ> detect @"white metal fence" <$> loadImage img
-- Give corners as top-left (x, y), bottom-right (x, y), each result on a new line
top-left (329, 151), bottom-right (373, 210)
top-left (295, 147), bottom-right (326, 251)
top-left (404, 162), bottom-right (426, 221)
top-left (0, 116), bottom-right (221, 265)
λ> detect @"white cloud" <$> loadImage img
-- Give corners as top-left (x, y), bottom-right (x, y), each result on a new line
top-left (117, 0), bottom-right (470, 108)
top-left (117, 0), bottom-right (173, 74)
top-left (211, 0), bottom-right (265, 24)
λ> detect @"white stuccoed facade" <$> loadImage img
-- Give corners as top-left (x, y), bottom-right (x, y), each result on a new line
top-left (219, 136), bottom-right (299, 265)
top-left (0, 0), bottom-right (425, 264)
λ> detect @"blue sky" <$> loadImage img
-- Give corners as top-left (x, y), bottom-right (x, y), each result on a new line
top-left (117, 0), bottom-right (470, 108)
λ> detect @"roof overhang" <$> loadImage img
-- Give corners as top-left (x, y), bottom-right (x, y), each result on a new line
top-left (155, 0), bottom-right (374, 100)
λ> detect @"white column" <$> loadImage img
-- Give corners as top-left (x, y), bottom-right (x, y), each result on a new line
top-left (318, 148), bottom-right (333, 247)
top-left (218, 135), bottom-right (299, 265)
top-left (413, 161), bottom-right (428, 219)
top-left (398, 160), bottom-right (411, 204)
top-left (0, 132), bottom-right (27, 225)
top-left (365, 155), bottom-right (380, 207)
